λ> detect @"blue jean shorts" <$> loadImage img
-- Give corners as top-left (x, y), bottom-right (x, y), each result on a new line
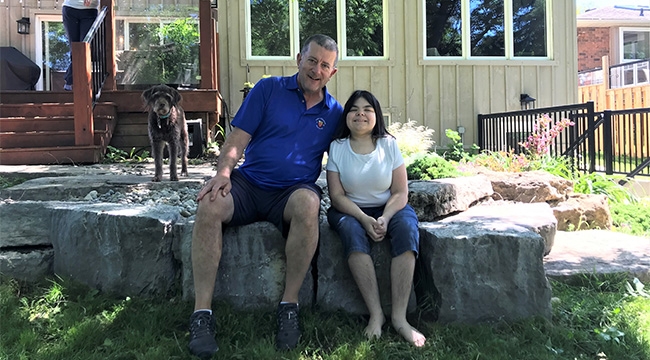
top-left (327, 204), bottom-right (419, 259)
top-left (227, 169), bottom-right (322, 237)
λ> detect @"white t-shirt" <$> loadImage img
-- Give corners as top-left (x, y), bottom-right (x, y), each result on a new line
top-left (63, 0), bottom-right (99, 9)
top-left (327, 136), bottom-right (404, 207)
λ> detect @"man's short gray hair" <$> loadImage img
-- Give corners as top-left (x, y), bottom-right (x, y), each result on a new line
top-left (300, 34), bottom-right (339, 66)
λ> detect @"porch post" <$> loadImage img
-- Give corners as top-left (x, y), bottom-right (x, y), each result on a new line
top-left (72, 42), bottom-right (94, 146)
top-left (199, 0), bottom-right (218, 89)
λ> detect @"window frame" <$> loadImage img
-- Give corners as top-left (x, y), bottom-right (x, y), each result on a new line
top-left (619, 27), bottom-right (650, 63)
top-left (243, 0), bottom-right (390, 65)
top-left (34, 12), bottom-right (200, 90)
top-left (420, 0), bottom-right (554, 64)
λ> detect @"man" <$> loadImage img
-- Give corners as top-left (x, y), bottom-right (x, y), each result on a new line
top-left (188, 34), bottom-right (342, 358)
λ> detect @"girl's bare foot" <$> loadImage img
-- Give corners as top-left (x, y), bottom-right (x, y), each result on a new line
top-left (364, 315), bottom-right (385, 340)
top-left (392, 319), bottom-right (426, 347)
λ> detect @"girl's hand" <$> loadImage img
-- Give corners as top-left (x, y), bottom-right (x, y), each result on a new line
top-left (361, 215), bottom-right (384, 242)
top-left (374, 216), bottom-right (388, 238)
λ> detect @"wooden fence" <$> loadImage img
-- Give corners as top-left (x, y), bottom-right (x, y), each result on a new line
top-left (579, 83), bottom-right (649, 112)
top-left (578, 56), bottom-right (650, 112)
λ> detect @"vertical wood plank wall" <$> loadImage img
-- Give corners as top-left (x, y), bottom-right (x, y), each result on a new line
top-left (1, 0), bottom-right (579, 148)
top-left (217, 0), bottom-right (579, 147)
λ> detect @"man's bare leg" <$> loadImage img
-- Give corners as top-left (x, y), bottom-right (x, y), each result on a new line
top-left (192, 193), bottom-right (234, 311)
top-left (281, 189), bottom-right (321, 303)
top-left (348, 252), bottom-right (385, 339)
top-left (390, 251), bottom-right (426, 347)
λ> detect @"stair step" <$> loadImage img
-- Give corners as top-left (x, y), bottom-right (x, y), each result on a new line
top-left (0, 145), bottom-right (104, 165)
top-left (0, 102), bottom-right (118, 118)
top-left (0, 130), bottom-right (110, 148)
top-left (0, 115), bottom-right (114, 133)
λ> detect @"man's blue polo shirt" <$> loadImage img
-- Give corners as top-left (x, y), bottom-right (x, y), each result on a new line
top-left (232, 73), bottom-right (343, 189)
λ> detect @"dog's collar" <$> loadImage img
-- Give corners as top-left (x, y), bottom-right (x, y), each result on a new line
top-left (158, 111), bottom-right (171, 119)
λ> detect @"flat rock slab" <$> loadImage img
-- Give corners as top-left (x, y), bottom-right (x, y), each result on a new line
top-left (544, 230), bottom-right (650, 283)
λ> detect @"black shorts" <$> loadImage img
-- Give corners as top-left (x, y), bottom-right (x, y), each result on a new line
top-left (227, 169), bottom-right (322, 237)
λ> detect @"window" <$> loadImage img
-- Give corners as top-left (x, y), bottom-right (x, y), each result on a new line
top-left (247, 0), bottom-right (385, 60)
top-left (424, 0), bottom-right (548, 59)
top-left (621, 28), bottom-right (650, 61)
top-left (115, 17), bottom-right (200, 86)
top-left (35, 8), bottom-right (199, 90)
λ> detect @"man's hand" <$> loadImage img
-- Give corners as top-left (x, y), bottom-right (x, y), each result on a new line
top-left (196, 173), bottom-right (231, 202)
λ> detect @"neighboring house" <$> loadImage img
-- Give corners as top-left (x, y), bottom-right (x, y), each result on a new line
top-left (577, 5), bottom-right (650, 86)
top-left (578, 5), bottom-right (650, 71)
top-left (1, 0), bottom-right (578, 148)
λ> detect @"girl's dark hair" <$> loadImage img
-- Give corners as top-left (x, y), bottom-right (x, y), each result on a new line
top-left (333, 90), bottom-right (393, 141)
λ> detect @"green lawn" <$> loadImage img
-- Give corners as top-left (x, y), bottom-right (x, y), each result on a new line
top-left (1, 274), bottom-right (649, 360)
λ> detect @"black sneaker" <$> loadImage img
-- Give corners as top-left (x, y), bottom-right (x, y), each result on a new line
top-left (188, 310), bottom-right (219, 359)
top-left (275, 302), bottom-right (301, 350)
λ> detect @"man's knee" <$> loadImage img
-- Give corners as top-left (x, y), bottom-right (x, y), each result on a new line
top-left (196, 196), bottom-right (233, 224)
top-left (286, 188), bottom-right (320, 219)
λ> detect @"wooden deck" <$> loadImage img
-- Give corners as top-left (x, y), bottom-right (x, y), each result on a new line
top-left (0, 89), bottom-right (221, 165)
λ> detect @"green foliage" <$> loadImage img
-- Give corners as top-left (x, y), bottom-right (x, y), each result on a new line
top-left (406, 153), bottom-right (460, 180)
top-left (469, 149), bottom-right (532, 172)
top-left (0, 176), bottom-right (26, 189)
top-left (103, 146), bottom-right (150, 164)
top-left (573, 173), bottom-right (639, 205)
top-left (442, 129), bottom-right (479, 162)
top-left (43, 22), bottom-right (70, 72)
top-left (610, 201), bottom-right (650, 237)
top-left (2, 275), bottom-right (649, 359)
top-left (120, 18), bottom-right (199, 85)
top-left (388, 120), bottom-right (435, 163)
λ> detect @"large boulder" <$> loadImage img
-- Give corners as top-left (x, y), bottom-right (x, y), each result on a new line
top-left (451, 201), bottom-right (557, 256)
top-left (0, 200), bottom-right (54, 247)
top-left (550, 193), bottom-right (612, 231)
top-left (316, 223), bottom-right (417, 315)
top-left (407, 175), bottom-right (493, 221)
top-left (483, 170), bottom-right (573, 203)
top-left (173, 220), bottom-right (314, 310)
top-left (0, 249), bottom-right (53, 282)
top-left (50, 202), bottom-right (181, 297)
top-left (418, 218), bottom-right (552, 324)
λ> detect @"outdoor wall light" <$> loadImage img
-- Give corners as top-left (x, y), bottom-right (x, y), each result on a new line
top-left (520, 93), bottom-right (536, 109)
top-left (17, 17), bottom-right (30, 35)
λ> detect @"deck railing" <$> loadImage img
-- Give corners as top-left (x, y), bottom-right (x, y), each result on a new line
top-left (71, 6), bottom-right (109, 146)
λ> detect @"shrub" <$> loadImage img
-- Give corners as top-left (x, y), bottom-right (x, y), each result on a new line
top-left (388, 120), bottom-right (435, 162)
top-left (573, 173), bottom-right (639, 205)
top-left (406, 153), bottom-right (460, 180)
top-left (520, 113), bottom-right (574, 158)
top-left (442, 129), bottom-right (479, 162)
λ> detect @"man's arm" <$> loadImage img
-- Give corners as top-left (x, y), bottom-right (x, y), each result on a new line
top-left (196, 127), bottom-right (251, 202)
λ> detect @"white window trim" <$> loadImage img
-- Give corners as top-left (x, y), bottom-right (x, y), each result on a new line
top-left (243, 0), bottom-right (389, 63)
top-left (619, 27), bottom-right (650, 63)
top-left (421, 0), bottom-right (554, 62)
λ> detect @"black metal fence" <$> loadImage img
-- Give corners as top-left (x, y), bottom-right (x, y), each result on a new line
top-left (477, 102), bottom-right (650, 178)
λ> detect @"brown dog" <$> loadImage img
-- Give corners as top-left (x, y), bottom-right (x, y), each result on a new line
top-left (142, 84), bottom-right (189, 182)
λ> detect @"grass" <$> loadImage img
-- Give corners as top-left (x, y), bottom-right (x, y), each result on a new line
top-left (1, 275), bottom-right (649, 360)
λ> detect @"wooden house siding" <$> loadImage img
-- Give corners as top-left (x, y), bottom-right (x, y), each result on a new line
top-left (2, 0), bottom-right (579, 148)
top-left (217, 0), bottom-right (578, 148)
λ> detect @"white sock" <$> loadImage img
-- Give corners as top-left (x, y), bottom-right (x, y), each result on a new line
top-left (194, 309), bottom-right (212, 315)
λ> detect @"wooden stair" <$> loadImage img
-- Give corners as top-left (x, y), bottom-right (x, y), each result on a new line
top-left (0, 102), bottom-right (118, 165)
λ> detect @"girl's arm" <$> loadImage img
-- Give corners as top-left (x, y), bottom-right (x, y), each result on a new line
top-left (327, 170), bottom-right (384, 241)
top-left (378, 163), bottom-right (409, 225)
